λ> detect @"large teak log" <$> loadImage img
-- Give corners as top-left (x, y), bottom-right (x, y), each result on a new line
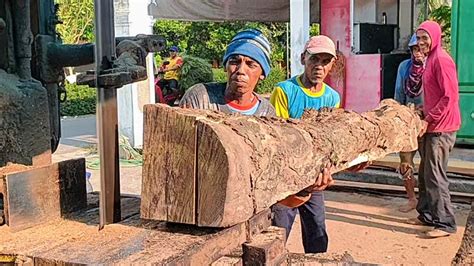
top-left (141, 99), bottom-right (424, 227)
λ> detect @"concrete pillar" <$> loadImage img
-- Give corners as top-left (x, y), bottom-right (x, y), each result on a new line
top-left (290, 0), bottom-right (310, 77)
top-left (114, 0), bottom-right (155, 148)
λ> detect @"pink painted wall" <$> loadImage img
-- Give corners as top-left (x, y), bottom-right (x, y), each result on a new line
top-left (320, 0), bottom-right (351, 106)
top-left (320, 0), bottom-right (351, 54)
top-left (345, 55), bottom-right (381, 112)
top-left (320, 0), bottom-right (382, 113)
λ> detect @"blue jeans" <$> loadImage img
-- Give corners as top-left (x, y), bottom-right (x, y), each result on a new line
top-left (271, 191), bottom-right (328, 253)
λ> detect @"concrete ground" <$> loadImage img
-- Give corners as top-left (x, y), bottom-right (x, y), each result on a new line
top-left (53, 114), bottom-right (473, 265)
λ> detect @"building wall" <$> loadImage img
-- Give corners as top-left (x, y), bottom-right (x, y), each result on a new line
top-left (321, 0), bottom-right (381, 112)
top-left (115, 0), bottom-right (129, 36)
top-left (344, 54), bottom-right (381, 112)
top-left (376, 0), bottom-right (398, 24)
top-left (354, 0), bottom-right (376, 23)
top-left (114, 0), bottom-right (154, 148)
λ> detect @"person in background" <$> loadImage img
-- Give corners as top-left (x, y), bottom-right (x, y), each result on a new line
top-left (269, 35), bottom-right (340, 253)
top-left (406, 20), bottom-right (461, 239)
top-left (158, 45), bottom-right (183, 94)
top-left (394, 33), bottom-right (426, 213)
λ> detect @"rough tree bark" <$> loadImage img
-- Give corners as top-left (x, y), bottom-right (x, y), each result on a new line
top-left (452, 202), bottom-right (474, 265)
top-left (141, 99), bottom-right (424, 227)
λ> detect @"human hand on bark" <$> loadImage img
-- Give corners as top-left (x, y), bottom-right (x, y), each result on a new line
top-left (305, 163), bottom-right (335, 192)
top-left (278, 164), bottom-right (334, 207)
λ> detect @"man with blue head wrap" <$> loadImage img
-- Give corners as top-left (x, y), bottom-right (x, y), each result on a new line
top-left (180, 29), bottom-right (334, 246)
top-left (180, 29), bottom-right (274, 116)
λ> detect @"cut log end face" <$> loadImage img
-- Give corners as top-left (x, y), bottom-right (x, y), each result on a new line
top-left (142, 101), bottom-right (423, 227)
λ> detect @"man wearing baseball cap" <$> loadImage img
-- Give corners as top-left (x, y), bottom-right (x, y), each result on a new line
top-left (270, 35), bottom-right (341, 253)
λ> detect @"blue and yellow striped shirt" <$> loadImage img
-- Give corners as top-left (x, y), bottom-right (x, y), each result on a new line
top-left (270, 75), bottom-right (340, 119)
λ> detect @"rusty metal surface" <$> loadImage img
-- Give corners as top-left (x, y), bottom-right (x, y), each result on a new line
top-left (4, 164), bottom-right (61, 230)
top-left (12, 0), bottom-right (33, 79)
top-left (0, 9), bottom-right (8, 70)
top-left (76, 34), bottom-right (165, 88)
top-left (77, 71), bottom-right (135, 88)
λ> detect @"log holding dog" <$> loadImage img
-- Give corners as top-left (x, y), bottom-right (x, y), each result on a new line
top-left (141, 99), bottom-right (424, 227)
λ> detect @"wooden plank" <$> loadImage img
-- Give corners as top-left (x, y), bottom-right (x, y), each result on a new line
top-left (196, 122), bottom-right (253, 227)
top-left (141, 104), bottom-right (196, 224)
top-left (0, 175), bottom-right (7, 225)
top-left (1, 194), bottom-right (273, 265)
top-left (141, 104), bottom-right (167, 221)
top-left (245, 209), bottom-right (273, 241)
top-left (166, 113), bottom-right (197, 223)
top-left (211, 256), bottom-right (242, 266)
top-left (147, 0), bottom-right (321, 23)
top-left (453, 201), bottom-right (474, 265)
top-left (242, 226), bottom-right (287, 266)
top-left (164, 223), bottom-right (247, 265)
top-left (213, 248), bottom-right (244, 266)
top-left (57, 158), bottom-right (87, 214)
top-left (373, 156), bottom-right (474, 178)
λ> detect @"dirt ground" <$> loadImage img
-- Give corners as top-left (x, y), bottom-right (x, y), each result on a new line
top-left (288, 191), bottom-right (470, 265)
top-left (80, 164), bottom-right (470, 265)
top-left (52, 144), bottom-right (471, 265)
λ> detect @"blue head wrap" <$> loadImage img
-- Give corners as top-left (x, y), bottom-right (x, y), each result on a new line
top-left (223, 29), bottom-right (272, 77)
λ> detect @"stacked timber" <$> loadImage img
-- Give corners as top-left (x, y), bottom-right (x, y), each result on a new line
top-left (141, 99), bottom-right (424, 227)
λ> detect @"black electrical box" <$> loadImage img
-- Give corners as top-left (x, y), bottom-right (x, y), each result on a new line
top-left (354, 23), bottom-right (397, 54)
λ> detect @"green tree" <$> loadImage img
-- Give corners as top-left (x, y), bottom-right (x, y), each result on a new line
top-left (153, 20), bottom-right (288, 67)
top-left (429, 5), bottom-right (451, 51)
top-left (417, 1), bottom-right (452, 51)
top-left (55, 0), bottom-right (95, 44)
top-left (152, 20), bottom-right (191, 51)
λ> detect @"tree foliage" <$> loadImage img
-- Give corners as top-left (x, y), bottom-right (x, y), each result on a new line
top-left (60, 82), bottom-right (96, 116)
top-left (153, 20), bottom-right (288, 66)
top-left (56, 0), bottom-right (95, 44)
top-left (179, 55), bottom-right (214, 91)
top-left (417, 1), bottom-right (452, 51)
top-left (429, 5), bottom-right (451, 51)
